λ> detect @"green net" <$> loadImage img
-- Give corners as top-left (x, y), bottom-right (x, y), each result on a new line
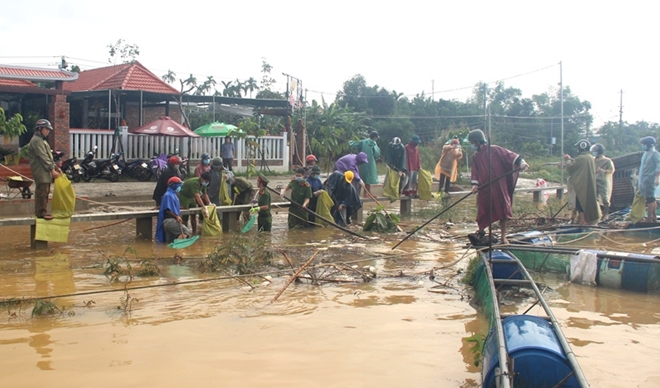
top-left (507, 249), bottom-right (571, 274)
top-left (470, 259), bottom-right (497, 328)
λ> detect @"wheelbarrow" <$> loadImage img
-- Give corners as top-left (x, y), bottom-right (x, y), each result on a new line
top-left (1, 176), bottom-right (33, 199)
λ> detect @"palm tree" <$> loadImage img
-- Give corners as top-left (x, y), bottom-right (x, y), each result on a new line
top-left (162, 69), bottom-right (176, 84)
top-left (234, 79), bottom-right (244, 98)
top-left (244, 77), bottom-right (259, 98)
top-left (221, 80), bottom-right (233, 97)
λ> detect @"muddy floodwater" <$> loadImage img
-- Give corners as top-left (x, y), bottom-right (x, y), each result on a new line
top-left (1, 200), bottom-right (660, 387)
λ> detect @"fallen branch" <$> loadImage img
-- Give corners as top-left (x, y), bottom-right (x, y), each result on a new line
top-left (82, 218), bottom-right (131, 232)
top-left (270, 249), bottom-right (320, 303)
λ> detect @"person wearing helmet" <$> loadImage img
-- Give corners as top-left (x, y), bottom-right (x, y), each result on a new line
top-left (385, 137), bottom-right (407, 196)
top-left (221, 137), bottom-right (235, 171)
top-left (152, 155), bottom-right (184, 206)
top-left (638, 136), bottom-right (660, 222)
top-left (590, 143), bottom-right (615, 219)
top-left (178, 172), bottom-right (212, 235)
top-left (155, 176), bottom-right (192, 243)
top-left (334, 152), bottom-right (369, 195)
top-left (280, 168), bottom-right (313, 229)
top-left (27, 119), bottom-right (61, 220)
top-left (403, 135), bottom-right (422, 196)
top-left (468, 129), bottom-right (529, 243)
top-left (561, 139), bottom-right (601, 225)
top-left (306, 165), bottom-right (324, 224)
top-left (349, 131), bottom-right (380, 197)
top-left (303, 154), bottom-right (318, 177)
top-left (435, 138), bottom-right (463, 195)
top-left (194, 152), bottom-right (211, 177)
top-left (325, 170), bottom-right (362, 226)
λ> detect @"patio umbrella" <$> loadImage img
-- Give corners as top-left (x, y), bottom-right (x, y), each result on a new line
top-left (130, 116), bottom-right (200, 137)
top-left (193, 122), bottom-right (241, 137)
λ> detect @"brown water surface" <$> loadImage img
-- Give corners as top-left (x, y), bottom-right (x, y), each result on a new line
top-left (0, 209), bottom-right (659, 387)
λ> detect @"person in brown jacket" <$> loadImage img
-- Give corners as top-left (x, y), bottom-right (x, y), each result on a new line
top-left (27, 119), bottom-right (60, 219)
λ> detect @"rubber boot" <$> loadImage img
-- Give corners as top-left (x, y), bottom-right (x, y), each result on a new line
top-left (648, 202), bottom-right (657, 223)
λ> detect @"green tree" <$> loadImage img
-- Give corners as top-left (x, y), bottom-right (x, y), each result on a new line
top-left (244, 77), bottom-right (259, 98)
top-left (598, 120), bottom-right (660, 155)
top-left (107, 39), bottom-right (140, 64)
top-left (0, 108), bottom-right (27, 141)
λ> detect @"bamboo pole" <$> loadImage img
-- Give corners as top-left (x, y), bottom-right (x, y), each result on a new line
top-left (270, 249), bottom-right (320, 303)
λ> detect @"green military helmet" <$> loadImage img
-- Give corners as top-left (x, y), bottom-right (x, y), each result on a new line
top-left (467, 129), bottom-right (486, 144)
top-left (257, 173), bottom-right (269, 185)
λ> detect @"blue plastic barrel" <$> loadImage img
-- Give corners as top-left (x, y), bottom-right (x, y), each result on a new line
top-left (482, 315), bottom-right (579, 388)
top-left (486, 250), bottom-right (523, 280)
top-left (621, 261), bottom-right (651, 293)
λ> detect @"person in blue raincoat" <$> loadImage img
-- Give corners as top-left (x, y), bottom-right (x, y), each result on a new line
top-left (306, 165), bottom-right (324, 224)
top-left (156, 177), bottom-right (192, 243)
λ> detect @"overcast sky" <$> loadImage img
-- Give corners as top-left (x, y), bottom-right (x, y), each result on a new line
top-left (2, 0), bottom-right (657, 127)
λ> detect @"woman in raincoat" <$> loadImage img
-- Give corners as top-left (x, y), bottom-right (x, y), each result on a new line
top-left (435, 138), bottom-right (463, 194)
top-left (349, 131), bottom-right (380, 197)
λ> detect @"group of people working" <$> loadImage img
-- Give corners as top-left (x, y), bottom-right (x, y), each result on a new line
top-left (152, 154), bottom-right (272, 243)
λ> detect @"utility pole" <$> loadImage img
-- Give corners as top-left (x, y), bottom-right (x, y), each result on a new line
top-left (431, 80), bottom-right (435, 101)
top-left (619, 89), bottom-right (624, 131)
top-left (560, 61), bottom-right (564, 187)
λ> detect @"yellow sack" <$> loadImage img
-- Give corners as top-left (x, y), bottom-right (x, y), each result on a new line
top-left (316, 191), bottom-right (335, 226)
top-left (52, 175), bottom-right (76, 218)
top-left (35, 217), bottom-right (71, 243)
top-left (417, 168), bottom-right (433, 201)
top-left (202, 205), bottom-right (222, 236)
top-left (625, 191), bottom-right (646, 223)
top-left (383, 167), bottom-right (400, 202)
top-left (219, 173), bottom-right (232, 206)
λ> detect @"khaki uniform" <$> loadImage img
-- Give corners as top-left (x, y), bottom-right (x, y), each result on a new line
top-left (26, 131), bottom-right (56, 217)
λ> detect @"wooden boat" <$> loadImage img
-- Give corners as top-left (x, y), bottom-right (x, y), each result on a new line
top-left (471, 249), bottom-right (589, 387)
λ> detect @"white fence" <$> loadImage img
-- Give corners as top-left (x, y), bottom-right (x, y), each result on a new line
top-left (69, 128), bottom-right (290, 172)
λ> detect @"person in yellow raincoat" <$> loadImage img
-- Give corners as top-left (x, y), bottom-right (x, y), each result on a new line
top-left (435, 138), bottom-right (463, 194)
top-left (590, 143), bottom-right (615, 219)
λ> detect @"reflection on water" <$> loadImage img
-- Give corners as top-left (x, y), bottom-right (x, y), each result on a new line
top-left (0, 214), bottom-right (658, 386)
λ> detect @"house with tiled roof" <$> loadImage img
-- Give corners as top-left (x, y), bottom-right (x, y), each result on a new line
top-left (0, 64), bottom-right (78, 151)
top-left (63, 61), bottom-right (182, 130)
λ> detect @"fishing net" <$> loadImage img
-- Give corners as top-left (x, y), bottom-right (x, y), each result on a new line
top-left (506, 249), bottom-right (570, 274)
top-left (469, 257), bottom-right (497, 328)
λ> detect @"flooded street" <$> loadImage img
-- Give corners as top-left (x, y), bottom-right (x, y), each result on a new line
top-left (1, 200), bottom-right (660, 387)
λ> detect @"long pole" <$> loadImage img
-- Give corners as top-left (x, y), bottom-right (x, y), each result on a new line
top-left (391, 167), bottom-right (521, 250)
top-left (619, 89), bottom-right (623, 131)
top-left (560, 61), bottom-right (564, 187)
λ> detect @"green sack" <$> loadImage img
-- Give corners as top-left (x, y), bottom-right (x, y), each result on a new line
top-left (52, 175), bottom-right (76, 218)
top-left (383, 168), bottom-right (400, 202)
top-left (201, 205), bottom-right (222, 236)
top-left (417, 168), bottom-right (433, 201)
top-left (625, 191), bottom-right (646, 223)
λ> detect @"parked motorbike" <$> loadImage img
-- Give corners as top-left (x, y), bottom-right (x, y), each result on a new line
top-left (149, 153), bottom-right (168, 180)
top-left (119, 155), bottom-right (151, 182)
top-left (79, 146), bottom-right (120, 182)
top-left (53, 150), bottom-right (82, 182)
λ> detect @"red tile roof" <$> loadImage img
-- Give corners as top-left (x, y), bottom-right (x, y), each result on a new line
top-left (63, 61), bottom-right (179, 95)
top-left (0, 64), bottom-right (78, 82)
top-left (0, 79), bottom-right (37, 87)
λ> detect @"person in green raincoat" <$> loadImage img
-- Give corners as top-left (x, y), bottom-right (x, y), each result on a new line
top-left (350, 131), bottom-right (380, 197)
top-left (281, 168), bottom-right (312, 229)
top-left (178, 172), bottom-right (211, 234)
top-left (562, 140), bottom-right (601, 225)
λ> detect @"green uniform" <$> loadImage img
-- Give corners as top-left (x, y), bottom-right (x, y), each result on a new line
top-left (178, 177), bottom-right (207, 208)
top-left (233, 177), bottom-right (255, 205)
top-left (257, 189), bottom-right (272, 232)
top-left (287, 180), bottom-right (312, 229)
